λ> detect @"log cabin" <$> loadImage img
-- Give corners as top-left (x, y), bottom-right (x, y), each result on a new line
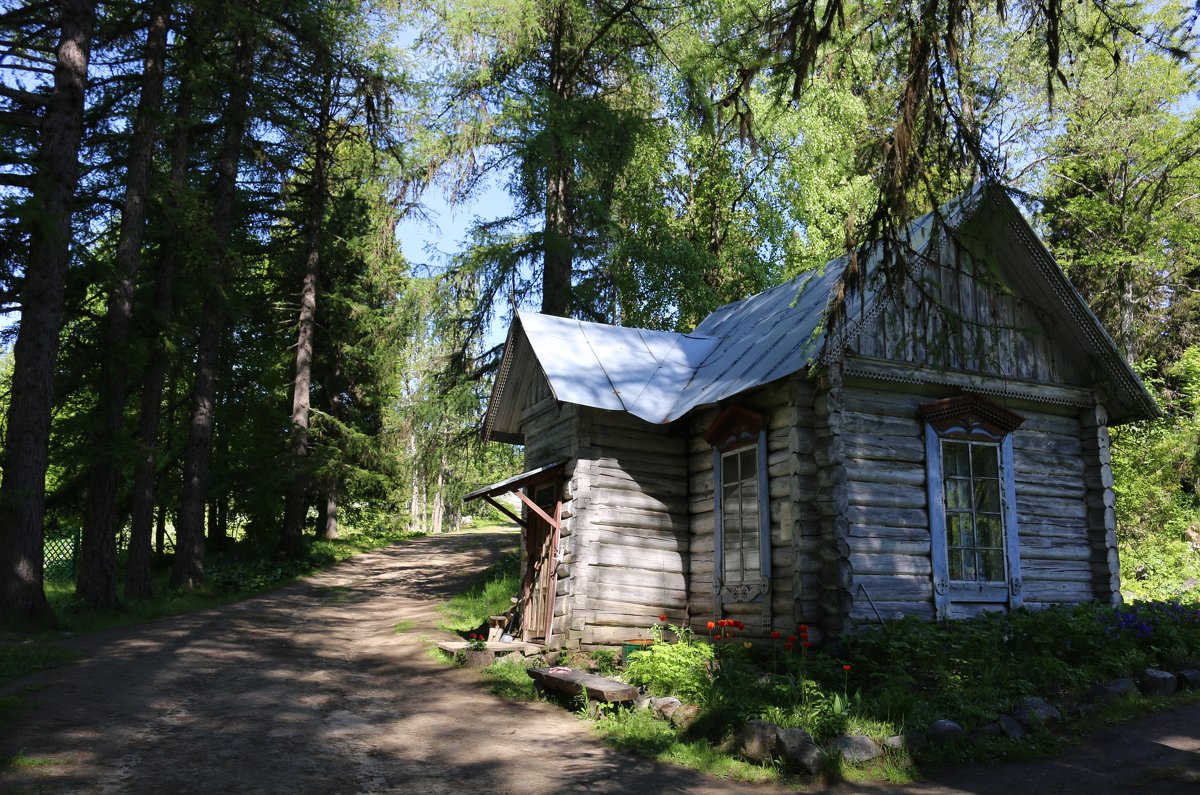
top-left (466, 183), bottom-right (1158, 649)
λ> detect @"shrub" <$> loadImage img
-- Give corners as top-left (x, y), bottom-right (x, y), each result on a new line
top-left (623, 628), bottom-right (715, 703)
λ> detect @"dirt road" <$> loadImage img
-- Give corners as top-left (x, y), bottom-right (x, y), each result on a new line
top-left (2, 528), bottom-right (1198, 794)
top-left (0, 529), bottom-right (781, 794)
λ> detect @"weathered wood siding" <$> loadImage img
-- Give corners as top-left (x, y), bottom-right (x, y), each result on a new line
top-left (841, 235), bottom-right (1084, 387)
top-left (837, 365), bottom-right (1109, 626)
top-left (565, 408), bottom-right (689, 647)
top-left (686, 380), bottom-right (821, 637)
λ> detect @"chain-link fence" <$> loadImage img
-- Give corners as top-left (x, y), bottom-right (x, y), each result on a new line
top-left (45, 529), bottom-right (79, 582)
top-left (43, 528), bottom-right (132, 582)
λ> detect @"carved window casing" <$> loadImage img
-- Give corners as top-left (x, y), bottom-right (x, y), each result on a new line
top-left (920, 395), bottom-right (1025, 618)
top-left (705, 406), bottom-right (771, 604)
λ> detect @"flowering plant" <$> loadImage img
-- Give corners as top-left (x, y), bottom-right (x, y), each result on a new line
top-left (465, 632), bottom-right (488, 651)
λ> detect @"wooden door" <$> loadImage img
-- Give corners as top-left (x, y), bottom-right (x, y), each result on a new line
top-left (522, 482), bottom-right (559, 642)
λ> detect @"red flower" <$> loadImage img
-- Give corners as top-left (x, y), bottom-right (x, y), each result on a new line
top-left (659, 614), bottom-right (667, 622)
top-left (706, 621), bottom-right (716, 630)
top-left (787, 635), bottom-right (797, 642)
top-left (843, 664), bottom-right (852, 671)
top-left (734, 620), bottom-right (745, 631)
top-left (803, 641), bottom-right (813, 648)
top-left (770, 630), bottom-right (782, 640)
top-left (784, 642), bottom-right (794, 651)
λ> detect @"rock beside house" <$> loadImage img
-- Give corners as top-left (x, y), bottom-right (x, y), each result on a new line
top-left (1013, 696), bottom-right (1062, 729)
top-left (1137, 668), bottom-right (1178, 697)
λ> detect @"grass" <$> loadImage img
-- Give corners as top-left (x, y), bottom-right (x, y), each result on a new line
top-left (0, 754), bottom-right (57, 772)
top-left (392, 619), bottom-right (417, 634)
top-left (592, 708), bottom-right (777, 783)
top-left (0, 644), bottom-right (77, 687)
top-left (436, 550), bottom-right (521, 633)
top-left (448, 599), bottom-right (1200, 787)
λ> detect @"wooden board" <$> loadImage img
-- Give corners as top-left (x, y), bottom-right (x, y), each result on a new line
top-left (526, 667), bottom-right (639, 702)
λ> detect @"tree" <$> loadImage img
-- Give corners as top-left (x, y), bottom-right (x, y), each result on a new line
top-left (423, 0), bottom-right (661, 327)
top-left (1039, 7), bottom-right (1200, 367)
top-left (171, 6), bottom-right (255, 589)
top-left (0, 0), bottom-right (96, 624)
top-left (76, 0), bottom-right (171, 609)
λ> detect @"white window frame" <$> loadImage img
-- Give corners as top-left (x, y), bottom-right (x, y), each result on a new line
top-left (921, 396), bottom-right (1024, 619)
top-left (706, 406), bottom-right (771, 604)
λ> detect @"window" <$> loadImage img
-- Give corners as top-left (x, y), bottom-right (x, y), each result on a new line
top-left (705, 406), bottom-right (770, 604)
top-left (921, 395), bottom-right (1024, 618)
top-left (942, 440), bottom-right (1005, 583)
top-left (721, 446), bottom-right (760, 587)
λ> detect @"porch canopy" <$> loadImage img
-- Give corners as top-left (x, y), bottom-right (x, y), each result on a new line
top-left (463, 460), bottom-right (566, 531)
top-left (465, 460), bottom-right (567, 646)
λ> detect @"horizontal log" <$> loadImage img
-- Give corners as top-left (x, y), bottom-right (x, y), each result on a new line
top-left (849, 524), bottom-right (930, 543)
top-left (1013, 450), bottom-right (1086, 476)
top-left (845, 459), bottom-right (926, 487)
top-left (852, 600), bottom-right (934, 622)
top-left (593, 544), bottom-right (685, 571)
top-left (590, 527), bottom-right (689, 552)
top-left (1022, 580), bottom-right (1094, 603)
top-left (1017, 536), bottom-right (1092, 562)
top-left (850, 552), bottom-right (932, 576)
top-left (853, 574), bottom-right (934, 601)
top-left (848, 535), bottom-right (930, 556)
top-left (841, 411), bottom-right (922, 437)
top-left (842, 434), bottom-right (925, 464)
top-left (1021, 560), bottom-right (1093, 582)
top-left (586, 595), bottom-right (688, 617)
top-left (1013, 430), bottom-right (1083, 456)
top-left (1016, 494), bottom-right (1088, 520)
top-left (846, 505), bottom-right (930, 528)
top-left (583, 486), bottom-right (687, 514)
top-left (845, 481), bottom-right (927, 510)
top-left (589, 563), bottom-right (687, 591)
top-left (1016, 518), bottom-right (1090, 539)
top-left (579, 506), bottom-right (686, 532)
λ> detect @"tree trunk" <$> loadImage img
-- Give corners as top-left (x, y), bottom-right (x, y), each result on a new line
top-left (78, 0), bottom-right (170, 609)
top-left (321, 482), bottom-right (339, 540)
top-left (431, 453), bottom-right (446, 534)
top-left (128, 12), bottom-right (195, 600)
top-left (540, 3), bottom-right (574, 317)
top-left (0, 0), bottom-right (95, 624)
top-left (171, 20), bottom-right (254, 589)
top-left (280, 71), bottom-right (333, 558)
top-left (154, 502), bottom-right (167, 561)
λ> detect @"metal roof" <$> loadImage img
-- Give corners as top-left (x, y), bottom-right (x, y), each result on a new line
top-left (488, 184), bottom-right (1157, 432)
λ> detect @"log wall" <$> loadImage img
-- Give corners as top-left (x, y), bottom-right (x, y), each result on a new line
top-left (567, 408), bottom-right (690, 647)
top-left (838, 365), bottom-right (1103, 626)
top-left (685, 379), bottom-right (821, 637)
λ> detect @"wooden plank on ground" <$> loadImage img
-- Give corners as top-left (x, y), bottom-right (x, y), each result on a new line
top-left (435, 640), bottom-right (541, 654)
top-left (526, 667), bottom-right (638, 702)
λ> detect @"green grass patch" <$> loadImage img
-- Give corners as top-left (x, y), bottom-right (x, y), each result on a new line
top-left (0, 754), bottom-right (57, 772)
top-left (481, 657), bottom-right (539, 700)
top-left (437, 551), bottom-right (520, 633)
top-left (0, 643), bottom-right (77, 687)
top-left (592, 708), bottom-right (777, 783)
top-left (392, 619), bottom-right (417, 634)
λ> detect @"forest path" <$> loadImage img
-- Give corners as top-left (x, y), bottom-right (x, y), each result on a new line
top-left (0, 528), bottom-right (780, 794)
top-left (3, 528), bottom-right (1199, 794)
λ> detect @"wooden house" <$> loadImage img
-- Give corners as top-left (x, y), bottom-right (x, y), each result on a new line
top-left (466, 184), bottom-right (1158, 649)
